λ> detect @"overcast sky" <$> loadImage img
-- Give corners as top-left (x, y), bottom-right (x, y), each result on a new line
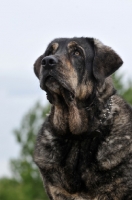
top-left (0, 0), bottom-right (132, 177)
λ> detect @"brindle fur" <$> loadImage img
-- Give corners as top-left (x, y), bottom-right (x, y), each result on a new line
top-left (33, 37), bottom-right (132, 199)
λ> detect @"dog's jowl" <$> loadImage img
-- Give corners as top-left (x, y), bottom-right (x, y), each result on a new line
top-left (33, 38), bottom-right (132, 199)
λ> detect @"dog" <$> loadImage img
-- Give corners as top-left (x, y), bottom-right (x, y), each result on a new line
top-left (33, 37), bottom-right (132, 199)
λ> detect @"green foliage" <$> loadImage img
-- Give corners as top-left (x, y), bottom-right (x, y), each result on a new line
top-left (10, 102), bottom-right (50, 182)
top-left (0, 178), bottom-right (25, 200)
top-left (112, 73), bottom-right (132, 104)
top-left (0, 74), bottom-right (132, 200)
top-left (1, 102), bottom-right (50, 200)
top-left (0, 176), bottom-right (47, 200)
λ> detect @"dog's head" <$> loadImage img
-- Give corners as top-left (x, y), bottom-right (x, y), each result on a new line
top-left (34, 38), bottom-right (123, 105)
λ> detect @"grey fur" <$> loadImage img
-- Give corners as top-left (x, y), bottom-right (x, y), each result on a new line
top-left (33, 37), bottom-right (132, 199)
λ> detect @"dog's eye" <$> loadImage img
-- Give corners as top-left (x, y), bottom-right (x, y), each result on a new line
top-left (74, 51), bottom-right (80, 56)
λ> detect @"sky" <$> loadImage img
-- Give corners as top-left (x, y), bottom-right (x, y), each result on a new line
top-left (0, 0), bottom-right (132, 177)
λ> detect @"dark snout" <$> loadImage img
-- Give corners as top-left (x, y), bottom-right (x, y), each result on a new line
top-left (41, 56), bottom-right (58, 69)
top-left (39, 55), bottom-right (60, 92)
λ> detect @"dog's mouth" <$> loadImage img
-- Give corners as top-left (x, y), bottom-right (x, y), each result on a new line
top-left (44, 76), bottom-right (61, 95)
top-left (41, 75), bottom-right (75, 104)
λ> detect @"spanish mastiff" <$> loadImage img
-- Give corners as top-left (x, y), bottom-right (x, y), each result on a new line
top-left (33, 37), bottom-right (132, 199)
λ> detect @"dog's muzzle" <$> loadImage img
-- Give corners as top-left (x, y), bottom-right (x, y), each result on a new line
top-left (40, 55), bottom-right (75, 103)
top-left (40, 55), bottom-right (60, 91)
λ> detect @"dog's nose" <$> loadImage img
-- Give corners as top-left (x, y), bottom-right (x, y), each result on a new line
top-left (41, 56), bottom-right (58, 67)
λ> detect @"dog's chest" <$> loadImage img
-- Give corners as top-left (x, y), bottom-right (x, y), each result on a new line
top-left (41, 134), bottom-right (99, 193)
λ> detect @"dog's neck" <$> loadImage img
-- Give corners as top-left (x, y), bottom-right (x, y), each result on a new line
top-left (49, 94), bottom-right (114, 135)
top-left (85, 95), bottom-right (113, 123)
top-left (49, 78), bottom-right (115, 135)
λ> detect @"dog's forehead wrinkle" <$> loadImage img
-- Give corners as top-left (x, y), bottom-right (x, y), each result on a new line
top-left (67, 41), bottom-right (78, 47)
top-left (67, 41), bottom-right (84, 50)
top-left (49, 38), bottom-right (89, 56)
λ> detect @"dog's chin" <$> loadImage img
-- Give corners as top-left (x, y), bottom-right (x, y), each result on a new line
top-left (45, 77), bottom-right (61, 95)
top-left (41, 76), bottom-right (75, 105)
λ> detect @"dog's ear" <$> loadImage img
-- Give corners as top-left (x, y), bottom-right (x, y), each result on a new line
top-left (93, 39), bottom-right (123, 81)
top-left (34, 55), bottom-right (43, 79)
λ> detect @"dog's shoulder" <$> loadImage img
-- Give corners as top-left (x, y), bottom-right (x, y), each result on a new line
top-left (97, 94), bottom-right (132, 170)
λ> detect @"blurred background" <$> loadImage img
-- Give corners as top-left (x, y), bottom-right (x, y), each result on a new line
top-left (0, 0), bottom-right (132, 199)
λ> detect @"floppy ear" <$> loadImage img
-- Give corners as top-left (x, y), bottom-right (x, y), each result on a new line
top-left (34, 55), bottom-right (43, 79)
top-left (93, 39), bottom-right (123, 81)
